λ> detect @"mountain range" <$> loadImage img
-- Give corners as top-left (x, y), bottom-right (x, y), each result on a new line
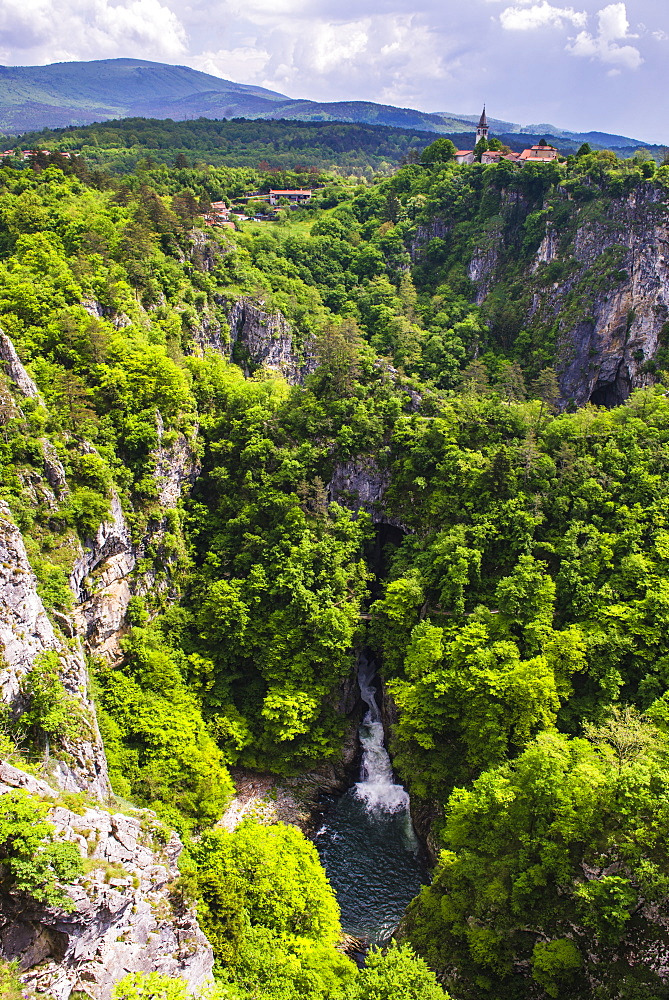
top-left (0, 58), bottom-right (657, 151)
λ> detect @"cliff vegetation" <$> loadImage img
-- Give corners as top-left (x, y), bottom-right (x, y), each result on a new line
top-left (0, 138), bottom-right (669, 1000)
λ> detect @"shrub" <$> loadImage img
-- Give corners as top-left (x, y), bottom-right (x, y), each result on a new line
top-left (0, 790), bottom-right (83, 909)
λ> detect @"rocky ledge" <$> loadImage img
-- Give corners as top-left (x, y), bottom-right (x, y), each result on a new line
top-left (0, 764), bottom-right (213, 1000)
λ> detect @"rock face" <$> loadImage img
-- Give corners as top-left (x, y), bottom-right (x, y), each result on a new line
top-left (552, 184), bottom-right (669, 407)
top-left (69, 494), bottom-right (137, 664)
top-left (71, 424), bottom-right (200, 662)
top-left (410, 218), bottom-right (451, 262)
top-left (0, 326), bottom-right (213, 996)
top-left (467, 217), bottom-right (505, 306)
top-left (457, 183), bottom-right (669, 407)
top-left (0, 765), bottom-right (214, 1000)
top-left (328, 458), bottom-right (390, 523)
top-left (328, 457), bottom-right (408, 531)
top-left (189, 293), bottom-right (317, 386)
top-left (0, 501), bottom-right (61, 702)
top-left (0, 330), bottom-right (41, 399)
top-left (226, 297), bottom-right (316, 384)
top-left (0, 502), bottom-right (110, 801)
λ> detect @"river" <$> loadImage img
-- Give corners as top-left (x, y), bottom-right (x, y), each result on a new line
top-left (313, 652), bottom-right (429, 950)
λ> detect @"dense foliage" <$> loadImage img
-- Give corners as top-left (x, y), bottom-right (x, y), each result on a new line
top-left (2, 142), bottom-right (669, 999)
top-left (7, 118), bottom-right (446, 178)
top-left (0, 790), bottom-right (83, 908)
top-left (404, 721), bottom-right (669, 998)
top-left (112, 942), bottom-right (448, 1000)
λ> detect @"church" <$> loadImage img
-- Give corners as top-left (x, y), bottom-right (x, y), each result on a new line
top-left (454, 107), bottom-right (559, 166)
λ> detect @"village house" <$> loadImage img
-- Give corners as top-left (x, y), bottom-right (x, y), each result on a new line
top-left (519, 143), bottom-right (559, 162)
top-left (0, 149), bottom-right (75, 161)
top-left (453, 109), bottom-right (560, 167)
top-left (268, 188), bottom-right (312, 206)
top-left (203, 200), bottom-right (237, 228)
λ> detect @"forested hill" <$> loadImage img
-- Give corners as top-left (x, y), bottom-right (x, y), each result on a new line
top-left (7, 117), bottom-right (667, 181)
top-left (0, 57), bottom-right (658, 157)
top-left (5, 118), bottom-right (449, 177)
top-left (1, 144), bottom-right (669, 1000)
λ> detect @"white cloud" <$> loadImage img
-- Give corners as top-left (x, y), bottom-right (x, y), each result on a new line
top-left (0, 0), bottom-right (187, 63)
top-left (191, 12), bottom-right (451, 105)
top-left (499, 2), bottom-right (587, 31)
top-left (194, 46), bottom-right (272, 84)
top-left (566, 2), bottom-right (643, 70)
top-left (0, 0), bottom-right (664, 139)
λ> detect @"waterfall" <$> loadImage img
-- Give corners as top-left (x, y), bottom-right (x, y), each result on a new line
top-left (354, 651), bottom-right (412, 815)
top-left (313, 649), bottom-right (427, 948)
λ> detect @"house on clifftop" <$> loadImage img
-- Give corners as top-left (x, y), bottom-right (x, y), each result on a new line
top-left (454, 109), bottom-right (560, 166)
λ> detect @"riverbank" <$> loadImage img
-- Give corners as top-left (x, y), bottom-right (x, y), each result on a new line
top-left (219, 718), bottom-right (362, 835)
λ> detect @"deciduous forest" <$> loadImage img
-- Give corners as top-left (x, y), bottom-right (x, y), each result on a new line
top-left (1, 134), bottom-right (669, 1000)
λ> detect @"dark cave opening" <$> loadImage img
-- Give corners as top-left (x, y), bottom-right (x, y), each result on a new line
top-left (366, 522), bottom-right (407, 600)
top-left (589, 375), bottom-right (631, 408)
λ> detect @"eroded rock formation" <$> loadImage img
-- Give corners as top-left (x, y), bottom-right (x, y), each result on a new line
top-left (226, 296), bottom-right (316, 384)
top-left (0, 764), bottom-right (213, 1000)
top-left (461, 181), bottom-right (669, 407)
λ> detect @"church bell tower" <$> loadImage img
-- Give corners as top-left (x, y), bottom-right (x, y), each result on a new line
top-left (476, 106), bottom-right (489, 143)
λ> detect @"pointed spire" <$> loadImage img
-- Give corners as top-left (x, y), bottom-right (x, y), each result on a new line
top-left (476, 106), bottom-right (489, 144)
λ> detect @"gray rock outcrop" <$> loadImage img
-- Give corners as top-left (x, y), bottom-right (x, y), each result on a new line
top-left (328, 457), bottom-right (408, 531)
top-left (328, 458), bottom-right (391, 523)
top-left (410, 218), bottom-right (451, 262)
top-left (552, 184), bottom-right (669, 406)
top-left (0, 500), bottom-right (61, 702)
top-left (467, 217), bottom-right (504, 305)
top-left (413, 182), bottom-right (668, 408)
top-left (0, 330), bottom-right (41, 400)
top-left (0, 765), bottom-right (214, 1000)
top-left (0, 500), bottom-right (110, 801)
top-left (71, 420), bottom-right (199, 661)
top-left (226, 297), bottom-right (316, 384)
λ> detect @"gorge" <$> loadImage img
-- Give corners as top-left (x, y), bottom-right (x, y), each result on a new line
top-left (2, 141), bottom-right (669, 1000)
top-left (314, 652), bottom-right (428, 951)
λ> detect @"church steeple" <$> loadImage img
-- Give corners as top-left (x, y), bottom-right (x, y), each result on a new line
top-left (476, 106), bottom-right (489, 143)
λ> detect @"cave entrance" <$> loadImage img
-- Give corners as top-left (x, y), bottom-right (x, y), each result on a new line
top-left (589, 373), bottom-right (631, 408)
top-left (365, 523), bottom-right (407, 601)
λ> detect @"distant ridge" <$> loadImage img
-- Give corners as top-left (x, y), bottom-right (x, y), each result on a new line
top-left (0, 57), bottom-right (657, 151)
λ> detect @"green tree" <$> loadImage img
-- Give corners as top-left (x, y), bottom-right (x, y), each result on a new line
top-left (0, 790), bottom-right (83, 909)
top-left (193, 820), bottom-right (342, 947)
top-left (403, 728), bottom-right (669, 999)
top-left (351, 943), bottom-right (449, 999)
top-left (18, 652), bottom-right (90, 755)
top-left (420, 138), bottom-right (457, 167)
top-left (531, 366), bottom-right (561, 424)
top-left (474, 137), bottom-right (489, 161)
top-left (314, 317), bottom-right (364, 397)
top-left (113, 972), bottom-right (190, 1000)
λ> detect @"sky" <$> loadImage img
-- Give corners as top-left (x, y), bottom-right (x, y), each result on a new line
top-left (0, 0), bottom-right (667, 141)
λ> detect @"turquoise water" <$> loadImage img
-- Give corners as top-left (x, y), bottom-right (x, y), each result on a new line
top-left (313, 655), bottom-right (429, 947)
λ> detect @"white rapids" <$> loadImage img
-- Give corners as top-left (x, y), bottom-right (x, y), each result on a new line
top-left (312, 650), bottom-right (428, 947)
top-left (354, 652), bottom-right (412, 815)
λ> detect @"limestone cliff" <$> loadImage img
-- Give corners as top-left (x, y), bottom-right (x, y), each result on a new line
top-left (0, 763), bottom-right (213, 1000)
top-left (458, 181), bottom-right (669, 407)
top-left (0, 500), bottom-right (110, 802)
top-left (0, 322), bottom-right (215, 997)
top-left (226, 296), bottom-right (317, 384)
top-left (546, 184), bottom-right (668, 406)
top-left (71, 418), bottom-right (200, 664)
